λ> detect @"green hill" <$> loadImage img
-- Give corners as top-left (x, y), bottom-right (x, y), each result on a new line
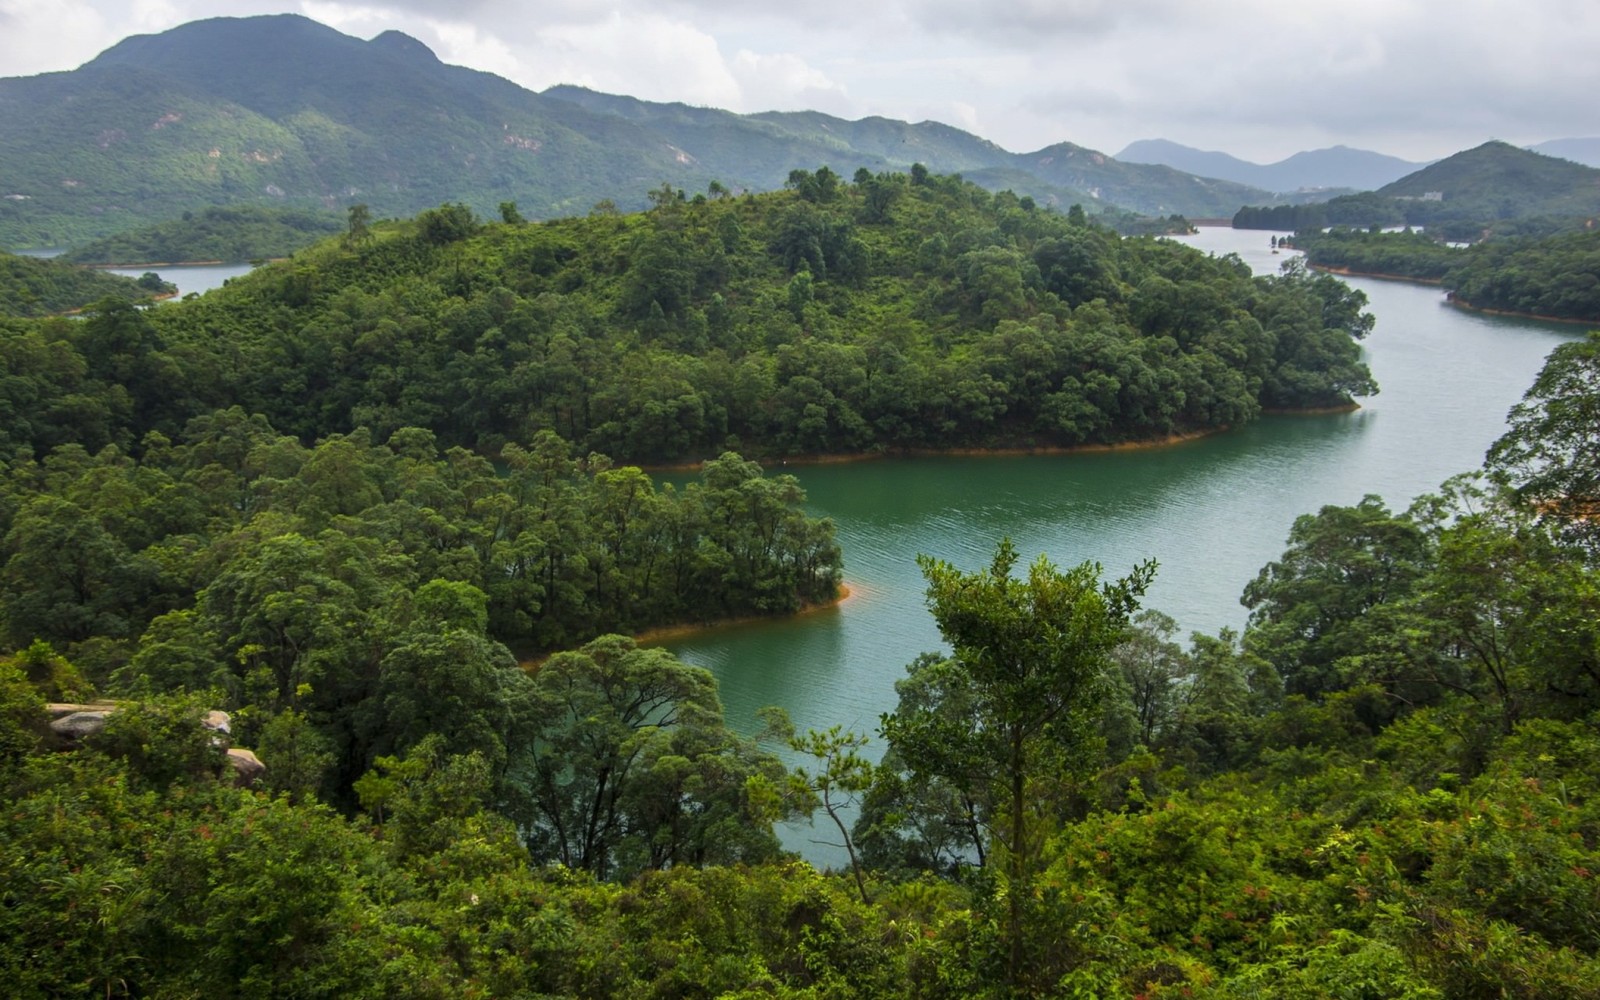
top-left (59, 205), bottom-right (343, 265)
top-left (0, 14), bottom-right (1286, 250)
top-left (1, 170), bottom-right (1375, 471)
top-left (0, 251), bottom-right (172, 317)
top-left (1235, 142), bottom-right (1600, 235)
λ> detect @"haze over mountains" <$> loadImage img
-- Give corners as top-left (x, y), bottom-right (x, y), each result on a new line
top-left (2, 13), bottom-right (1596, 251)
top-left (1115, 139), bottom-right (1429, 194)
top-left (0, 14), bottom-right (1285, 248)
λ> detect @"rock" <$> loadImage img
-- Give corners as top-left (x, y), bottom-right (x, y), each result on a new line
top-left (202, 710), bottom-right (232, 735)
top-left (224, 748), bottom-right (266, 787)
top-left (45, 702), bottom-right (118, 719)
top-left (49, 710), bottom-right (112, 745)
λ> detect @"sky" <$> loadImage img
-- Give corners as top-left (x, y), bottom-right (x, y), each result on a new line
top-left (2, 0), bottom-right (1596, 164)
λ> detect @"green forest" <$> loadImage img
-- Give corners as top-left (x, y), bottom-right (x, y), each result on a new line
top-left (3, 171), bottom-right (1599, 997)
top-left (1294, 228), bottom-right (1600, 323)
top-left (2, 169), bottom-right (1375, 471)
top-left (60, 206), bottom-right (344, 266)
top-left (0, 252), bottom-right (174, 318)
top-left (1233, 142), bottom-right (1600, 242)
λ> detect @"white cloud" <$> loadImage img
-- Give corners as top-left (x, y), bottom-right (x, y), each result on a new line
top-left (729, 50), bottom-right (850, 115)
top-left (0, 0), bottom-right (117, 74)
top-left (528, 11), bottom-right (742, 108)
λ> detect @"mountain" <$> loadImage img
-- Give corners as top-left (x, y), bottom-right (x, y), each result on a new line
top-left (1234, 141), bottom-right (1600, 235)
top-left (1375, 140), bottom-right (1600, 213)
top-left (1117, 139), bottom-right (1426, 192)
top-left (1528, 137), bottom-right (1600, 169)
top-left (981, 141), bottom-right (1269, 217)
top-left (0, 14), bottom-right (1284, 249)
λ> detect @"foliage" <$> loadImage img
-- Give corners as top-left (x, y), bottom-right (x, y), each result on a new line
top-left (1444, 231), bottom-right (1600, 322)
top-left (522, 634), bottom-right (787, 878)
top-left (880, 539), bottom-right (1154, 990)
top-left (0, 252), bottom-right (171, 317)
top-left (59, 205), bottom-right (343, 265)
top-left (0, 172), bottom-right (1381, 468)
top-left (1488, 331), bottom-right (1600, 544)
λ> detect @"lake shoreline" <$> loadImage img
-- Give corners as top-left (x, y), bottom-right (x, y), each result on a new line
top-left (642, 426), bottom-right (1238, 473)
top-left (1445, 295), bottom-right (1599, 327)
top-left (1309, 263), bottom-right (1445, 285)
top-left (519, 583), bottom-right (857, 670)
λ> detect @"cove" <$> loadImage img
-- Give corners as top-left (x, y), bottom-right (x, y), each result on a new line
top-left (660, 226), bottom-right (1583, 750)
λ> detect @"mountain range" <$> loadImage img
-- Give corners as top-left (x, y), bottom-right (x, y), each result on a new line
top-left (1528, 138), bottom-right (1600, 169)
top-left (4, 14), bottom-right (1594, 251)
top-left (1114, 139), bottom-right (1428, 193)
top-left (0, 14), bottom-right (1286, 249)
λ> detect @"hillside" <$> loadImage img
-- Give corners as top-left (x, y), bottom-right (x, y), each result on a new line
top-left (0, 251), bottom-right (172, 316)
top-left (1235, 141), bottom-right (1600, 235)
top-left (1117, 138), bottom-right (1425, 192)
top-left (1, 169), bottom-right (1376, 474)
top-left (0, 14), bottom-right (1285, 249)
top-left (1530, 137), bottom-right (1600, 168)
top-left (60, 205), bottom-right (343, 264)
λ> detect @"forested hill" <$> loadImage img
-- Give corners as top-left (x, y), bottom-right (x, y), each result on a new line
top-left (60, 205), bottom-right (343, 265)
top-left (0, 13), bottom-right (1282, 248)
top-left (0, 251), bottom-right (171, 317)
top-left (1234, 141), bottom-right (1600, 236)
top-left (2, 170), bottom-right (1376, 467)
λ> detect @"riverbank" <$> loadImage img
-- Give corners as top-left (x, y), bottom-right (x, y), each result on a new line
top-left (519, 583), bottom-right (857, 670)
top-left (1309, 263), bottom-right (1445, 285)
top-left (643, 427), bottom-right (1233, 474)
top-left (1445, 295), bottom-right (1599, 327)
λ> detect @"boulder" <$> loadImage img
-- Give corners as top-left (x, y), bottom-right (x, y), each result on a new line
top-left (224, 748), bottom-right (266, 787)
top-left (49, 710), bottom-right (112, 745)
top-left (202, 710), bottom-right (232, 735)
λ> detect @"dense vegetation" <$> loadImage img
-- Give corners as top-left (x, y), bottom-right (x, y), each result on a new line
top-left (0, 251), bottom-right (172, 317)
top-left (0, 14), bottom-right (1280, 248)
top-left (1293, 228), bottom-right (1600, 323)
top-left (2, 331), bottom-right (1598, 997)
top-left (1296, 228), bottom-right (1462, 281)
top-left (5, 152), bottom-right (1598, 995)
top-left (59, 205), bottom-right (343, 265)
top-left (1446, 230), bottom-right (1600, 322)
top-left (2, 171), bottom-right (1374, 468)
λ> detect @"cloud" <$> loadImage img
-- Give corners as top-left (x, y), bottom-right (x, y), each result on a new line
top-left (0, 0), bottom-right (117, 74)
top-left (729, 50), bottom-right (851, 115)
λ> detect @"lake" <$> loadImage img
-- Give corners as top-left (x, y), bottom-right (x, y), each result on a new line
top-left (10, 247), bottom-right (253, 299)
top-left (661, 226), bottom-right (1582, 749)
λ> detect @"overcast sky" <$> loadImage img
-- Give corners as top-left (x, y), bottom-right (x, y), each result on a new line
top-left (2, 0), bottom-right (1595, 163)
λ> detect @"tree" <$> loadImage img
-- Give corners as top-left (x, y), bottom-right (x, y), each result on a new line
top-left (880, 539), bottom-right (1153, 990)
top-left (523, 635), bottom-right (784, 879)
top-left (783, 720), bottom-right (875, 902)
top-left (1487, 331), bottom-right (1600, 551)
top-left (1242, 496), bottom-right (1430, 700)
top-left (345, 203), bottom-right (371, 246)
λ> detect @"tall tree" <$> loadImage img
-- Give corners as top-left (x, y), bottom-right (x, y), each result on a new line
top-left (881, 539), bottom-right (1153, 992)
top-left (1487, 330), bottom-right (1600, 552)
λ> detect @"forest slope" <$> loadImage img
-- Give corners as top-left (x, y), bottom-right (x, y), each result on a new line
top-left (63, 170), bottom-right (1373, 467)
top-left (0, 14), bottom-right (1282, 248)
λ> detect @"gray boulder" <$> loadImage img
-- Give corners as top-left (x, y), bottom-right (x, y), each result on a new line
top-left (49, 710), bottom-right (112, 745)
top-left (224, 748), bottom-right (267, 786)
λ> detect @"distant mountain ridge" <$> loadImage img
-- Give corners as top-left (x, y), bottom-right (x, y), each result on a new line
top-left (0, 14), bottom-right (1287, 248)
top-left (1116, 139), bottom-right (1428, 192)
top-left (1528, 138), bottom-right (1600, 169)
top-left (1232, 141), bottom-right (1600, 236)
